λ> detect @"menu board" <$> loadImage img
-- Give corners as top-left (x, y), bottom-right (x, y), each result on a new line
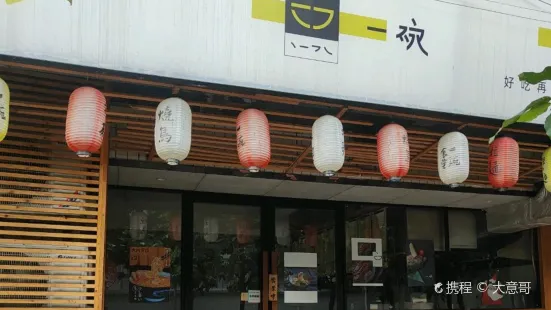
top-left (128, 247), bottom-right (171, 303)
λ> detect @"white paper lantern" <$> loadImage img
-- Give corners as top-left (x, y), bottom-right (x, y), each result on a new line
top-left (154, 97), bottom-right (192, 165)
top-left (204, 217), bottom-right (219, 242)
top-left (129, 211), bottom-right (148, 240)
top-left (276, 221), bottom-right (290, 246)
top-left (312, 115), bottom-right (345, 176)
top-left (438, 132), bottom-right (470, 187)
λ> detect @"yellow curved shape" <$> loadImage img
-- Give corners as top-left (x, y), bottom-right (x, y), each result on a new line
top-left (291, 3), bottom-right (312, 29)
top-left (312, 7), bottom-right (334, 30)
top-left (543, 147), bottom-right (551, 192)
top-left (0, 78), bottom-right (10, 143)
top-left (290, 2), bottom-right (334, 30)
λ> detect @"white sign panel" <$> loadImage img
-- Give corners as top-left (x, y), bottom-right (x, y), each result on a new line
top-left (1, 0), bottom-right (550, 122)
top-left (283, 252), bottom-right (317, 303)
top-left (247, 290), bottom-right (261, 303)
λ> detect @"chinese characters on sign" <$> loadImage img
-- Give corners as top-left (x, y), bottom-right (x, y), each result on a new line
top-left (158, 127), bottom-right (172, 143)
top-left (283, 4), bottom-right (429, 62)
top-left (158, 106), bottom-right (174, 122)
top-left (269, 274), bottom-right (278, 301)
top-left (489, 145), bottom-right (499, 176)
top-left (504, 75), bottom-right (546, 93)
top-left (396, 18), bottom-right (428, 56)
top-left (289, 43), bottom-right (333, 56)
top-left (284, 0), bottom-right (340, 63)
top-left (434, 281), bottom-right (532, 295)
top-left (156, 105), bottom-right (175, 144)
top-left (0, 93), bottom-right (5, 121)
top-left (440, 147), bottom-right (461, 170)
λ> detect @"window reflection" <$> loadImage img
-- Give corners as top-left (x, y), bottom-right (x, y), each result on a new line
top-left (105, 189), bottom-right (181, 310)
top-left (406, 208), bottom-right (540, 309)
top-left (192, 203), bottom-right (261, 310)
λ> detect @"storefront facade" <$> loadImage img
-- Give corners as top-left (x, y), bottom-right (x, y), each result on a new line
top-left (104, 186), bottom-right (543, 310)
top-left (1, 0), bottom-right (551, 309)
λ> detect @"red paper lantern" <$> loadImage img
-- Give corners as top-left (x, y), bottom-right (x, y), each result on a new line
top-left (170, 216), bottom-right (181, 241)
top-left (236, 109), bottom-right (271, 172)
top-left (305, 225), bottom-right (317, 247)
top-left (66, 87), bottom-right (106, 157)
top-left (377, 123), bottom-right (410, 181)
top-left (489, 137), bottom-right (519, 190)
top-left (236, 219), bottom-right (251, 244)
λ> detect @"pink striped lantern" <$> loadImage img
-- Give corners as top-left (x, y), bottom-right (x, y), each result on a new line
top-left (65, 87), bottom-right (106, 157)
top-left (236, 109), bottom-right (271, 172)
top-left (377, 123), bottom-right (410, 181)
top-left (488, 137), bottom-right (519, 190)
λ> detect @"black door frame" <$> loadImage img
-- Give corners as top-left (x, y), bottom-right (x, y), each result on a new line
top-left (180, 190), bottom-right (347, 310)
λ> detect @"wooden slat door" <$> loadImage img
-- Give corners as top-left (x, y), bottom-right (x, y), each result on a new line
top-left (0, 110), bottom-right (108, 309)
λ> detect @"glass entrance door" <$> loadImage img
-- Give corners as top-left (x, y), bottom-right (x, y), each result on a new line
top-left (192, 203), bottom-right (262, 310)
top-left (189, 202), bottom-right (338, 310)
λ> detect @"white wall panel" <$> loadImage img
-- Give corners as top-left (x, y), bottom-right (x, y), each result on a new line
top-left (1, 0), bottom-right (549, 121)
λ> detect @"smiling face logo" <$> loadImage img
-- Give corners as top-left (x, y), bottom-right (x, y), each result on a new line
top-left (252, 0), bottom-right (388, 63)
top-left (285, 0), bottom-right (340, 63)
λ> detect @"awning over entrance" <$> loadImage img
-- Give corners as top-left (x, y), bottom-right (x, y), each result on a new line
top-left (109, 165), bottom-right (527, 209)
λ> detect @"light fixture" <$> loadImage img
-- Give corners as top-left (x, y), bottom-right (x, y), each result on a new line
top-left (154, 97), bottom-right (192, 165)
top-left (65, 87), bottom-right (106, 157)
top-left (377, 123), bottom-right (410, 181)
top-left (488, 136), bottom-right (519, 190)
top-left (0, 77), bottom-right (10, 143)
top-left (437, 131), bottom-right (470, 187)
top-left (236, 109), bottom-right (271, 172)
top-left (312, 115), bottom-right (345, 176)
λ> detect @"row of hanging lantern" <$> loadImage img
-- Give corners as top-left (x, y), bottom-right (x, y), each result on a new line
top-left (58, 87), bottom-right (524, 190)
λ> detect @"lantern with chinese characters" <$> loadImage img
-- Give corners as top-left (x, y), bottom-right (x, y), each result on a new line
top-left (488, 137), bottom-right (519, 190)
top-left (544, 148), bottom-right (551, 192)
top-left (0, 77), bottom-right (9, 142)
top-left (236, 109), bottom-right (271, 172)
top-left (304, 225), bottom-right (318, 248)
top-left (438, 132), bottom-right (470, 187)
top-left (236, 219), bottom-right (251, 244)
top-left (276, 221), bottom-right (290, 246)
top-left (154, 98), bottom-right (192, 165)
top-left (204, 217), bottom-right (219, 242)
top-left (129, 211), bottom-right (148, 240)
top-left (377, 123), bottom-right (410, 181)
top-left (170, 215), bottom-right (182, 241)
top-left (65, 87), bottom-right (106, 157)
top-left (312, 115), bottom-right (345, 176)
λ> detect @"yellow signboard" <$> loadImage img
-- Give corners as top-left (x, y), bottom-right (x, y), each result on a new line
top-left (251, 0), bottom-right (387, 42)
top-left (539, 27), bottom-right (551, 49)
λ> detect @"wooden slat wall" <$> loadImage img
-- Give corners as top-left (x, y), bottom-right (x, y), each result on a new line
top-left (0, 62), bottom-right (546, 191)
top-left (0, 111), bottom-right (107, 309)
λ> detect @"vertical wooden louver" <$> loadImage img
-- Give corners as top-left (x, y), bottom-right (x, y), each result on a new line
top-left (0, 106), bottom-right (107, 309)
